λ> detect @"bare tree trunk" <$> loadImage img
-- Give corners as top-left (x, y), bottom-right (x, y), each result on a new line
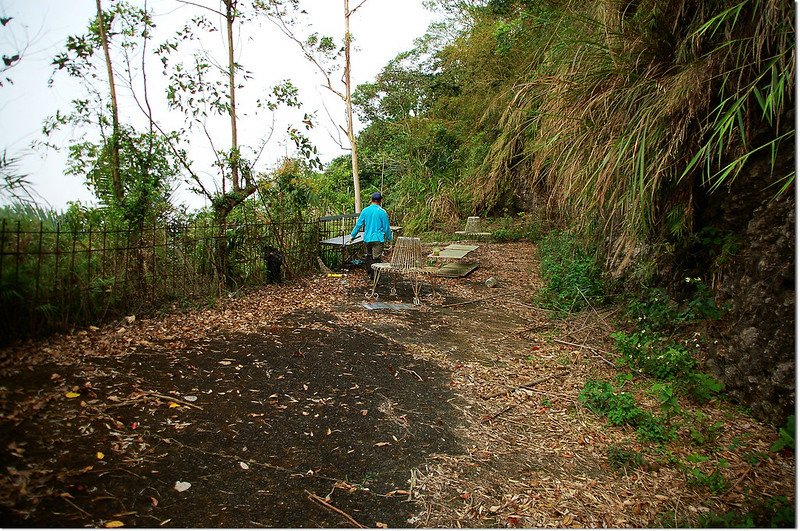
top-left (95, 0), bottom-right (123, 204)
top-left (344, 0), bottom-right (362, 213)
top-left (225, 0), bottom-right (240, 192)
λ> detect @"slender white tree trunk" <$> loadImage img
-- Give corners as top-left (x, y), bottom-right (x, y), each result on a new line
top-left (225, 0), bottom-right (240, 192)
top-left (96, 0), bottom-right (123, 204)
top-left (344, 0), bottom-right (361, 213)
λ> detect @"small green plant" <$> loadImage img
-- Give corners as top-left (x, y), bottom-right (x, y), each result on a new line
top-left (636, 412), bottom-right (677, 443)
top-left (689, 411), bottom-right (724, 448)
top-left (611, 331), bottom-right (696, 380)
top-left (687, 466), bottom-right (727, 494)
top-left (579, 379), bottom-right (615, 412)
top-left (491, 224), bottom-right (541, 242)
top-left (625, 288), bottom-right (679, 332)
top-left (579, 380), bottom-right (678, 444)
top-left (677, 277), bottom-right (722, 321)
top-left (579, 380), bottom-right (644, 427)
top-left (682, 371), bottom-right (725, 404)
top-left (556, 354), bottom-right (572, 366)
top-left (698, 495), bottom-right (795, 528)
top-left (606, 392), bottom-right (640, 426)
top-left (607, 444), bottom-right (645, 472)
top-left (614, 372), bottom-right (634, 387)
top-left (763, 496), bottom-right (796, 528)
top-left (770, 415), bottom-right (795, 452)
top-left (685, 452), bottom-right (709, 464)
top-left (742, 450), bottom-right (769, 465)
top-left (727, 436), bottom-right (744, 451)
top-left (649, 382), bottom-right (681, 422)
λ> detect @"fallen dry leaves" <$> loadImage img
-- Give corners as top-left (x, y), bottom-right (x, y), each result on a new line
top-left (0, 241), bottom-right (794, 527)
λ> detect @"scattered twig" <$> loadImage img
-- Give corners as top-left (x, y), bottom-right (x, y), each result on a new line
top-left (94, 467), bottom-right (144, 480)
top-left (102, 397), bottom-right (149, 410)
top-left (425, 500), bottom-right (432, 527)
top-left (305, 490), bottom-right (367, 528)
top-left (61, 496), bottom-right (93, 519)
top-left (482, 398), bottom-right (528, 422)
top-left (154, 435), bottom-right (350, 486)
top-left (400, 367), bottom-right (423, 381)
top-left (512, 322), bottom-right (555, 336)
top-left (483, 370), bottom-right (570, 399)
top-left (137, 390), bottom-right (204, 410)
top-left (441, 293), bottom-right (504, 308)
top-left (563, 308), bottom-right (617, 337)
top-left (552, 339), bottom-right (616, 367)
top-left (509, 301), bottom-right (551, 312)
top-left (553, 338), bottom-right (609, 353)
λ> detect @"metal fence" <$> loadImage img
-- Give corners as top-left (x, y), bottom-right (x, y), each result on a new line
top-left (0, 217), bottom-right (319, 344)
top-left (317, 210), bottom-right (404, 269)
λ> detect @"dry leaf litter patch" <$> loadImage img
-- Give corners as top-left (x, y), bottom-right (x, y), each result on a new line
top-left (0, 241), bottom-right (794, 527)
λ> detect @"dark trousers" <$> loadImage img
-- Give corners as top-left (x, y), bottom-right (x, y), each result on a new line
top-left (364, 241), bottom-right (385, 279)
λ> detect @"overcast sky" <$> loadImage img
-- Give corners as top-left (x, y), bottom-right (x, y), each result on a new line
top-left (0, 0), bottom-right (438, 211)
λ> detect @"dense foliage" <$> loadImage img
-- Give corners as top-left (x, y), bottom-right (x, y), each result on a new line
top-left (352, 0), bottom-right (794, 272)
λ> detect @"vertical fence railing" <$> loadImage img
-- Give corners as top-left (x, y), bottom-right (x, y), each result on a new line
top-left (0, 217), bottom-right (323, 344)
top-left (317, 210), bottom-right (405, 270)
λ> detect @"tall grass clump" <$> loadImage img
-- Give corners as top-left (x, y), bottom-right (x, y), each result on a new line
top-left (468, 0), bottom-right (794, 271)
top-left (536, 230), bottom-right (605, 313)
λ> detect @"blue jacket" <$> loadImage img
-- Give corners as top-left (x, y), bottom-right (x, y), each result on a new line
top-left (350, 203), bottom-right (392, 243)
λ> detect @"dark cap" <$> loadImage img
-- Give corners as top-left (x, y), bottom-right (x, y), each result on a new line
top-left (371, 192), bottom-right (382, 201)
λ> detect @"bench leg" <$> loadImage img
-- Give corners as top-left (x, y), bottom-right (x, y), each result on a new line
top-left (366, 268), bottom-right (381, 299)
top-left (411, 275), bottom-right (421, 305)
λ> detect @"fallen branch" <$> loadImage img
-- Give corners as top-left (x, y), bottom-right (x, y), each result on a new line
top-left (482, 370), bottom-right (570, 400)
top-left (102, 397), bottom-right (149, 410)
top-left (441, 293), bottom-right (504, 308)
top-left (400, 367), bottom-right (423, 381)
top-left (306, 490), bottom-right (367, 528)
top-left (512, 321), bottom-right (555, 336)
top-left (137, 390), bottom-right (205, 410)
top-left (481, 399), bottom-right (527, 422)
top-left (154, 435), bottom-right (347, 485)
top-left (62, 496), bottom-right (93, 518)
top-left (509, 301), bottom-right (552, 312)
top-left (552, 339), bottom-right (616, 367)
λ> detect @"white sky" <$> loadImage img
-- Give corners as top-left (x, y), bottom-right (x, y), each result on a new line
top-left (0, 0), bottom-right (438, 211)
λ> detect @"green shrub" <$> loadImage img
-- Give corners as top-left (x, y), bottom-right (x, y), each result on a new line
top-left (689, 411), bottom-right (725, 448)
top-left (607, 444), bottom-right (645, 472)
top-left (537, 231), bottom-right (605, 313)
top-left (491, 222), bottom-right (541, 242)
top-left (649, 382), bottom-right (681, 421)
top-left (770, 415), bottom-right (795, 452)
top-left (687, 467), bottom-right (727, 494)
top-left (625, 288), bottom-right (679, 332)
top-left (580, 380), bottom-right (682, 444)
top-left (677, 277), bottom-right (722, 321)
top-left (579, 380), bottom-right (642, 426)
top-left (636, 412), bottom-right (677, 443)
top-left (611, 331), bottom-right (696, 380)
top-left (698, 495), bottom-right (795, 528)
top-left (683, 371), bottom-right (725, 404)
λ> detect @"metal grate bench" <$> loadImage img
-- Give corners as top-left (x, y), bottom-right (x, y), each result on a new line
top-left (367, 236), bottom-right (430, 305)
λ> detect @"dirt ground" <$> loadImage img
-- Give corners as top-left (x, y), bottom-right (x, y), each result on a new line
top-left (0, 242), bottom-right (794, 527)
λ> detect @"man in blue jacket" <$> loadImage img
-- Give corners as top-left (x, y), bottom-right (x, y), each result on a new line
top-left (348, 192), bottom-right (393, 280)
